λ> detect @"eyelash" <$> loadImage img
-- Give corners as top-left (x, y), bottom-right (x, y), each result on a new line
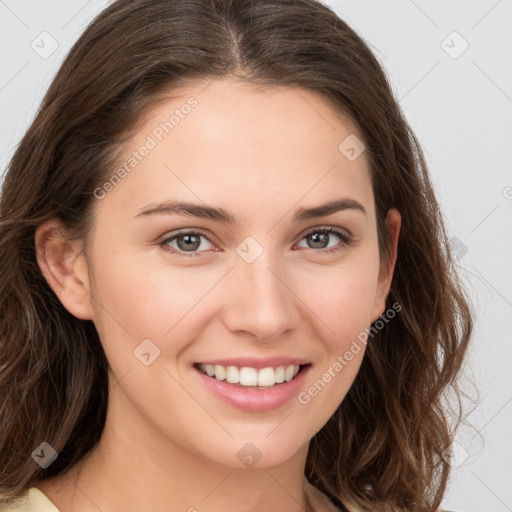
top-left (158, 227), bottom-right (353, 258)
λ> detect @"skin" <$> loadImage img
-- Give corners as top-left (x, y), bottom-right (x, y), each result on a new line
top-left (33, 77), bottom-right (400, 512)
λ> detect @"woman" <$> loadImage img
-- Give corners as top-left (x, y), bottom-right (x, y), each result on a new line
top-left (0, 0), bottom-right (472, 511)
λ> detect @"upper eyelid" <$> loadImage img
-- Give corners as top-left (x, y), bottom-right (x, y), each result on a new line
top-left (305, 225), bottom-right (352, 237)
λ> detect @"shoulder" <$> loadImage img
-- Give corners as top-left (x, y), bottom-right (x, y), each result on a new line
top-left (0, 488), bottom-right (60, 512)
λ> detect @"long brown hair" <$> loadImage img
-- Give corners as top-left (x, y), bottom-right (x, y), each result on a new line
top-left (0, 1), bottom-right (473, 510)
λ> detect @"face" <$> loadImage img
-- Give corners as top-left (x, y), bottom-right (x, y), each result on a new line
top-left (38, 78), bottom-right (400, 470)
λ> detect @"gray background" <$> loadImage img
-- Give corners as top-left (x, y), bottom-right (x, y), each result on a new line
top-left (1, 1), bottom-right (511, 511)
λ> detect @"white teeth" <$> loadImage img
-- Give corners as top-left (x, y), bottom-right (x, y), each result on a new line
top-left (197, 363), bottom-right (302, 387)
top-left (225, 366), bottom-right (239, 384)
top-left (240, 367), bottom-right (258, 386)
top-left (284, 365), bottom-right (296, 382)
top-left (257, 367), bottom-right (275, 387)
top-left (214, 364), bottom-right (226, 381)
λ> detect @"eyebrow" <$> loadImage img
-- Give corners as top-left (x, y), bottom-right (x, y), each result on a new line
top-left (134, 197), bottom-right (367, 223)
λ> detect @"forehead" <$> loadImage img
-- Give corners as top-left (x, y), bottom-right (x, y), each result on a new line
top-left (96, 78), bottom-right (374, 222)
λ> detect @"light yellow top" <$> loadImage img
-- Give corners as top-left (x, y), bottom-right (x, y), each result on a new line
top-left (0, 488), bottom-right (60, 512)
top-left (0, 486), bottom-right (453, 512)
top-left (1, 486), bottom-right (338, 511)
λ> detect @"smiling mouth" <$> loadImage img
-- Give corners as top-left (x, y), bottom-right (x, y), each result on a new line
top-left (193, 363), bottom-right (311, 389)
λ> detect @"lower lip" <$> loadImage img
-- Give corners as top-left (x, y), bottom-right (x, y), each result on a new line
top-left (193, 365), bottom-right (312, 412)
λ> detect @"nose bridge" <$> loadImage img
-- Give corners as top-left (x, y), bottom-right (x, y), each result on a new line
top-left (224, 237), bottom-right (300, 340)
top-left (240, 252), bottom-right (284, 304)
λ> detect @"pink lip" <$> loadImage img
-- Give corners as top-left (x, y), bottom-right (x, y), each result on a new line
top-left (194, 356), bottom-right (310, 369)
top-left (193, 364), bottom-right (312, 412)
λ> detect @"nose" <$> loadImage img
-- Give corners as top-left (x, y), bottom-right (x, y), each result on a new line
top-left (221, 251), bottom-right (301, 342)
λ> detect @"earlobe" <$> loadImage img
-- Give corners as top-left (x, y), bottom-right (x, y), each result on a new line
top-left (371, 208), bottom-right (401, 322)
top-left (35, 219), bottom-right (94, 321)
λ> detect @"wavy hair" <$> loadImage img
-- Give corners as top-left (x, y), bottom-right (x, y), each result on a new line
top-left (0, 0), bottom-right (473, 510)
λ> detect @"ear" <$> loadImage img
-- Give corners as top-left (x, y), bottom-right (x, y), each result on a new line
top-left (35, 218), bottom-right (94, 321)
top-left (371, 207), bottom-right (401, 323)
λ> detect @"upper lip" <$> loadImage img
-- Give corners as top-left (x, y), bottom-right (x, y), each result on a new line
top-left (194, 357), bottom-right (311, 369)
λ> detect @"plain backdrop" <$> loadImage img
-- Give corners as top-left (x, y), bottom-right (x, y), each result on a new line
top-left (1, 1), bottom-right (511, 511)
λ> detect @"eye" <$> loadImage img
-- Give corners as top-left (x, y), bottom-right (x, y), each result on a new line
top-left (159, 230), bottom-right (215, 257)
top-left (295, 227), bottom-right (353, 254)
top-left (159, 226), bottom-right (353, 258)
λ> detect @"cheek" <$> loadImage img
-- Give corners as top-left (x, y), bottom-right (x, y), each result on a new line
top-left (89, 252), bottom-right (218, 361)
top-left (91, 246), bottom-right (182, 326)
top-left (293, 269), bottom-right (377, 432)
top-left (294, 258), bottom-right (379, 342)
